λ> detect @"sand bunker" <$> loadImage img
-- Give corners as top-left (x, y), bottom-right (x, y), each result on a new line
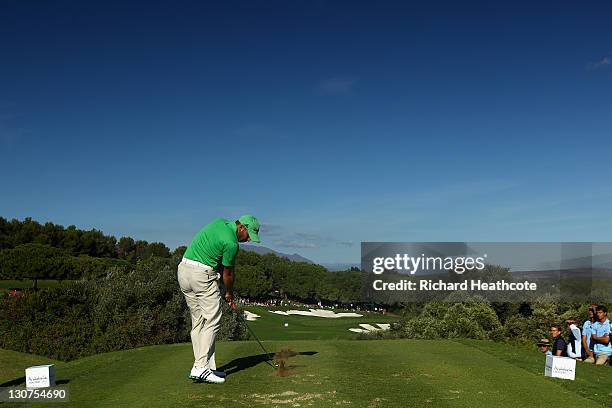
top-left (348, 323), bottom-right (391, 333)
top-left (269, 309), bottom-right (363, 318)
top-left (243, 310), bottom-right (261, 321)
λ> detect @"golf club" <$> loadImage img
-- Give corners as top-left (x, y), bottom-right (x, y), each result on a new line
top-left (232, 303), bottom-right (278, 369)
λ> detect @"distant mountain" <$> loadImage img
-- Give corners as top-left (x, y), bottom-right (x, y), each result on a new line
top-left (240, 244), bottom-right (314, 264)
top-left (322, 263), bottom-right (361, 272)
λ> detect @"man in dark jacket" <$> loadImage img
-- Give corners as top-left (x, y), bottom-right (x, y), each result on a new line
top-left (549, 325), bottom-right (567, 357)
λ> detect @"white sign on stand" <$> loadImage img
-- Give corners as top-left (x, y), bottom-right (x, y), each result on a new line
top-left (544, 355), bottom-right (576, 380)
top-left (25, 364), bottom-right (56, 388)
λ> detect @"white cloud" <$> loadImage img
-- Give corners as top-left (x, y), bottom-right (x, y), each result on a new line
top-left (262, 225), bottom-right (351, 251)
top-left (294, 232), bottom-right (325, 241)
top-left (587, 57), bottom-right (610, 71)
top-left (261, 223), bottom-right (282, 237)
top-left (275, 240), bottom-right (318, 249)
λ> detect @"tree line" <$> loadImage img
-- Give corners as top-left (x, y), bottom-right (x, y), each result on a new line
top-left (0, 217), bottom-right (173, 260)
top-left (233, 249), bottom-right (363, 303)
top-left (0, 217), bottom-right (364, 303)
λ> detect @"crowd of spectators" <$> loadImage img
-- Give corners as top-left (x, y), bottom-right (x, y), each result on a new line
top-left (538, 304), bottom-right (610, 366)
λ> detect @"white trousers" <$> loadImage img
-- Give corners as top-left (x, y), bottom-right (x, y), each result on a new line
top-left (177, 259), bottom-right (222, 369)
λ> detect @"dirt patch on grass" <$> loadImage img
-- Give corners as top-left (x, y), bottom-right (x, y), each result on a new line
top-left (248, 390), bottom-right (347, 406)
top-left (250, 390), bottom-right (324, 405)
top-left (274, 349), bottom-right (299, 377)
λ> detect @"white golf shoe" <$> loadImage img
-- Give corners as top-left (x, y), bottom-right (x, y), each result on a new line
top-left (189, 366), bottom-right (225, 384)
top-left (212, 370), bottom-right (226, 378)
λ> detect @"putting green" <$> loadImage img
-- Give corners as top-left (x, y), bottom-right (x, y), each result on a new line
top-left (1, 340), bottom-right (610, 407)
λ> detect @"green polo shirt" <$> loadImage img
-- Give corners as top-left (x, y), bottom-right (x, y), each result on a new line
top-left (184, 218), bottom-right (239, 269)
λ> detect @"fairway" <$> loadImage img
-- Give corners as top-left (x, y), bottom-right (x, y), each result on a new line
top-left (242, 306), bottom-right (398, 340)
top-left (2, 340), bottom-right (610, 407)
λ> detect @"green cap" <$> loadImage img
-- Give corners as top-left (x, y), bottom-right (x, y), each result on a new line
top-left (238, 214), bottom-right (261, 243)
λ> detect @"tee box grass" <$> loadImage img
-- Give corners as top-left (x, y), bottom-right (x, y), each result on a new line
top-left (1, 306), bottom-right (610, 407)
top-left (1, 340), bottom-right (610, 407)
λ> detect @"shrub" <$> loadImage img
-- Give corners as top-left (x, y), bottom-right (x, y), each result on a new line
top-left (388, 294), bottom-right (594, 346)
top-left (389, 299), bottom-right (503, 341)
top-left (0, 257), bottom-right (248, 361)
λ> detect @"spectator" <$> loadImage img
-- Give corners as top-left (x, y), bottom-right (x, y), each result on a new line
top-left (549, 325), bottom-right (567, 357)
top-left (585, 305), bottom-right (611, 365)
top-left (565, 318), bottom-right (582, 360)
top-left (582, 305), bottom-right (597, 361)
top-left (537, 338), bottom-right (552, 356)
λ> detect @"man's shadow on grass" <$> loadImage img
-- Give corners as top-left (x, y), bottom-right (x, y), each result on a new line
top-left (218, 351), bottom-right (317, 376)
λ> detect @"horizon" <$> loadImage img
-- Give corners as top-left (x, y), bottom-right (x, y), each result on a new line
top-left (2, 1), bottom-right (612, 264)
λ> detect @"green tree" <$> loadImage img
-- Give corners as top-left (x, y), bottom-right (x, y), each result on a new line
top-left (284, 263), bottom-right (327, 301)
top-left (148, 242), bottom-right (171, 258)
top-left (0, 217), bottom-right (9, 249)
top-left (61, 226), bottom-right (80, 255)
top-left (235, 264), bottom-right (272, 298)
top-left (117, 237), bottom-right (136, 261)
top-left (172, 246), bottom-right (187, 262)
top-left (0, 244), bottom-right (72, 287)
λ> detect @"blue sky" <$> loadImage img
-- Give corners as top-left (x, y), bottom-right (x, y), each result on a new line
top-left (1, 1), bottom-right (611, 264)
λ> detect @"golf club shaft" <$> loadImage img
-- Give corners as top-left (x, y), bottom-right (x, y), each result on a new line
top-left (235, 308), bottom-right (277, 368)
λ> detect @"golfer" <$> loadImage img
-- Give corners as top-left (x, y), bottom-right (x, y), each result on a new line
top-left (178, 215), bottom-right (261, 384)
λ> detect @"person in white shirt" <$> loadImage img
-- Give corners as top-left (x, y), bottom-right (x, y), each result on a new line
top-left (565, 318), bottom-right (582, 360)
